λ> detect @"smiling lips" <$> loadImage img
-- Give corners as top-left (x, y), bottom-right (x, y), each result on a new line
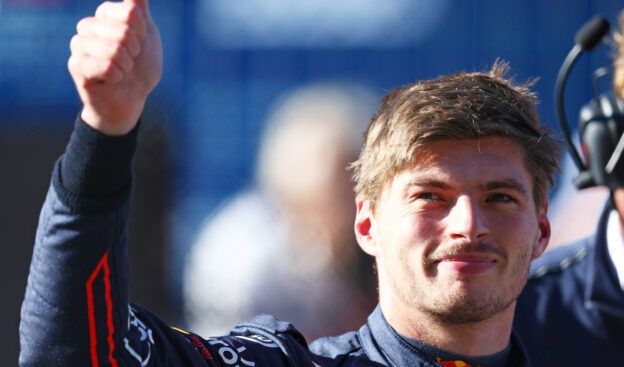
top-left (435, 254), bottom-right (498, 275)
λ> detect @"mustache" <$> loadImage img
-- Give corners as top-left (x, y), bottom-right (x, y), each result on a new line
top-left (426, 241), bottom-right (507, 263)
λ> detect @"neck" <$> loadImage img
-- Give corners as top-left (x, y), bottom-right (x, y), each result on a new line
top-left (380, 297), bottom-right (514, 356)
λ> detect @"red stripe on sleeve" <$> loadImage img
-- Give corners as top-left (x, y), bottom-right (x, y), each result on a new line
top-left (102, 253), bottom-right (119, 367)
top-left (86, 252), bottom-right (119, 367)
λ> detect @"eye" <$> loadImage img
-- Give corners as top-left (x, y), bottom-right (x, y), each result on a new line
top-left (417, 192), bottom-right (441, 201)
top-left (488, 193), bottom-right (514, 202)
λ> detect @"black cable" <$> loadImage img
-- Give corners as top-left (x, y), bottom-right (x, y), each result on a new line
top-left (555, 44), bottom-right (586, 171)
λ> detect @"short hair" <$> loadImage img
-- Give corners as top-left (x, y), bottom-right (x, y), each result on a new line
top-left (349, 61), bottom-right (563, 211)
top-left (614, 10), bottom-right (624, 100)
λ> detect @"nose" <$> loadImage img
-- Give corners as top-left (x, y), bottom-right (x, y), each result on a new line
top-left (446, 194), bottom-right (489, 241)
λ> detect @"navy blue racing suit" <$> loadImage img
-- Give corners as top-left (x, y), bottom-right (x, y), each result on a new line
top-left (19, 118), bottom-right (531, 367)
top-left (514, 201), bottom-right (624, 366)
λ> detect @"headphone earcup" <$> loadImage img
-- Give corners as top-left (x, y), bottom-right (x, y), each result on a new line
top-left (600, 92), bottom-right (624, 145)
top-left (580, 117), bottom-right (612, 187)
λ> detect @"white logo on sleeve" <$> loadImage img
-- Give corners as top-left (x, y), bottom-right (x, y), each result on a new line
top-left (209, 339), bottom-right (256, 366)
top-left (235, 334), bottom-right (279, 348)
top-left (124, 306), bottom-right (155, 366)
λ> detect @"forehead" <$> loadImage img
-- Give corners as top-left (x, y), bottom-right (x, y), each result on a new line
top-left (392, 136), bottom-right (533, 190)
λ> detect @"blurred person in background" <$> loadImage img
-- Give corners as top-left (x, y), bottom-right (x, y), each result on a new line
top-left (183, 83), bottom-right (378, 340)
top-left (514, 10), bottom-right (624, 366)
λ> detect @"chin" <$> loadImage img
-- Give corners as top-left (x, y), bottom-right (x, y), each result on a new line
top-left (425, 289), bottom-right (515, 325)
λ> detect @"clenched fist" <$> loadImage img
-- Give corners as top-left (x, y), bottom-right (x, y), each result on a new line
top-left (68, 0), bottom-right (162, 135)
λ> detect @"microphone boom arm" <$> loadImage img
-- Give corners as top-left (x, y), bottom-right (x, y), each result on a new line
top-left (555, 43), bottom-right (587, 171)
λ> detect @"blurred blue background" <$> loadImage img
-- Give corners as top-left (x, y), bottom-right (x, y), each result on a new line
top-left (2, 0), bottom-right (623, 363)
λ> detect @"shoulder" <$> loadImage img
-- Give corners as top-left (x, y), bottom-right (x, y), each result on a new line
top-left (528, 236), bottom-right (594, 280)
top-left (308, 331), bottom-right (364, 359)
top-left (231, 316), bottom-right (367, 364)
top-left (131, 308), bottom-right (322, 366)
top-left (228, 314), bottom-right (368, 366)
top-left (519, 236), bottom-right (595, 306)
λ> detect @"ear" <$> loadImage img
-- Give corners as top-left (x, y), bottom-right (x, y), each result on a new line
top-left (532, 200), bottom-right (551, 260)
top-left (354, 197), bottom-right (378, 257)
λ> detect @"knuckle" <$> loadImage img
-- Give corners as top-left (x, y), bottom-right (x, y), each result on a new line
top-left (120, 23), bottom-right (131, 36)
top-left (101, 59), bottom-right (119, 79)
top-left (67, 55), bottom-right (78, 72)
top-left (69, 35), bottom-right (81, 52)
top-left (121, 57), bottom-right (134, 73)
top-left (94, 1), bottom-right (111, 16)
top-left (126, 5), bottom-right (146, 32)
top-left (68, 55), bottom-right (90, 82)
top-left (109, 42), bottom-right (126, 60)
top-left (107, 60), bottom-right (123, 77)
top-left (127, 4), bottom-right (140, 19)
top-left (76, 18), bottom-right (87, 32)
top-left (119, 23), bottom-right (134, 42)
top-left (117, 3), bottom-right (136, 23)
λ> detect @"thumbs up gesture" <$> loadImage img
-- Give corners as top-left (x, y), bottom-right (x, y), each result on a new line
top-left (68, 0), bottom-right (163, 135)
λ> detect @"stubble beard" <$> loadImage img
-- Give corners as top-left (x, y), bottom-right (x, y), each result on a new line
top-left (406, 241), bottom-right (534, 325)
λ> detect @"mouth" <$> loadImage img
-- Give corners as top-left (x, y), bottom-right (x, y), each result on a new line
top-left (433, 253), bottom-right (499, 276)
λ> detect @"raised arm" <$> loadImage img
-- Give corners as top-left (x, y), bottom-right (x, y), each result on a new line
top-left (19, 1), bottom-right (164, 366)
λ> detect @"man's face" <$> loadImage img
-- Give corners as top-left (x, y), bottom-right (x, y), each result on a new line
top-left (355, 136), bottom-right (550, 324)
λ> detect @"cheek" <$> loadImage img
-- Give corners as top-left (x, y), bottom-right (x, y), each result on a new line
top-left (493, 215), bottom-right (538, 239)
top-left (397, 211), bottom-right (438, 237)
top-left (387, 214), bottom-right (443, 262)
top-left (488, 212), bottom-right (540, 249)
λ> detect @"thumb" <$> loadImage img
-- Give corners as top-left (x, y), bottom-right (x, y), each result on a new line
top-left (125, 0), bottom-right (151, 17)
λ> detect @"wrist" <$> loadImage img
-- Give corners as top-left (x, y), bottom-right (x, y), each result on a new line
top-left (81, 103), bottom-right (144, 136)
top-left (53, 115), bottom-right (140, 214)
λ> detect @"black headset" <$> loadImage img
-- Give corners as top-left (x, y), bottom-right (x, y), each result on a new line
top-left (556, 15), bottom-right (624, 191)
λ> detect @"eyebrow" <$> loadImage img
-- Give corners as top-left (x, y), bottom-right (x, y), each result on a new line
top-left (406, 178), bottom-right (529, 194)
top-left (406, 179), bottom-right (452, 190)
top-left (480, 179), bottom-right (528, 195)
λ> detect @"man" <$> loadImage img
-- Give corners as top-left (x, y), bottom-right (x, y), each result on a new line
top-left (19, 1), bottom-right (561, 366)
top-left (514, 12), bottom-right (624, 366)
top-left (184, 83), bottom-right (378, 340)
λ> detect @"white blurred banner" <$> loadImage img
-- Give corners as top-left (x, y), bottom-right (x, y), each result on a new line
top-left (198, 0), bottom-right (450, 48)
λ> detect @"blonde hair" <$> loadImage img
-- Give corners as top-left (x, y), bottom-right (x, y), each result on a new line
top-left (350, 61), bottom-right (563, 210)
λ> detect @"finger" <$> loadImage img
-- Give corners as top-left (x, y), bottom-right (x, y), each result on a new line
top-left (95, 1), bottom-right (147, 40)
top-left (68, 53), bottom-right (124, 85)
top-left (76, 17), bottom-right (141, 57)
top-left (70, 34), bottom-right (134, 73)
